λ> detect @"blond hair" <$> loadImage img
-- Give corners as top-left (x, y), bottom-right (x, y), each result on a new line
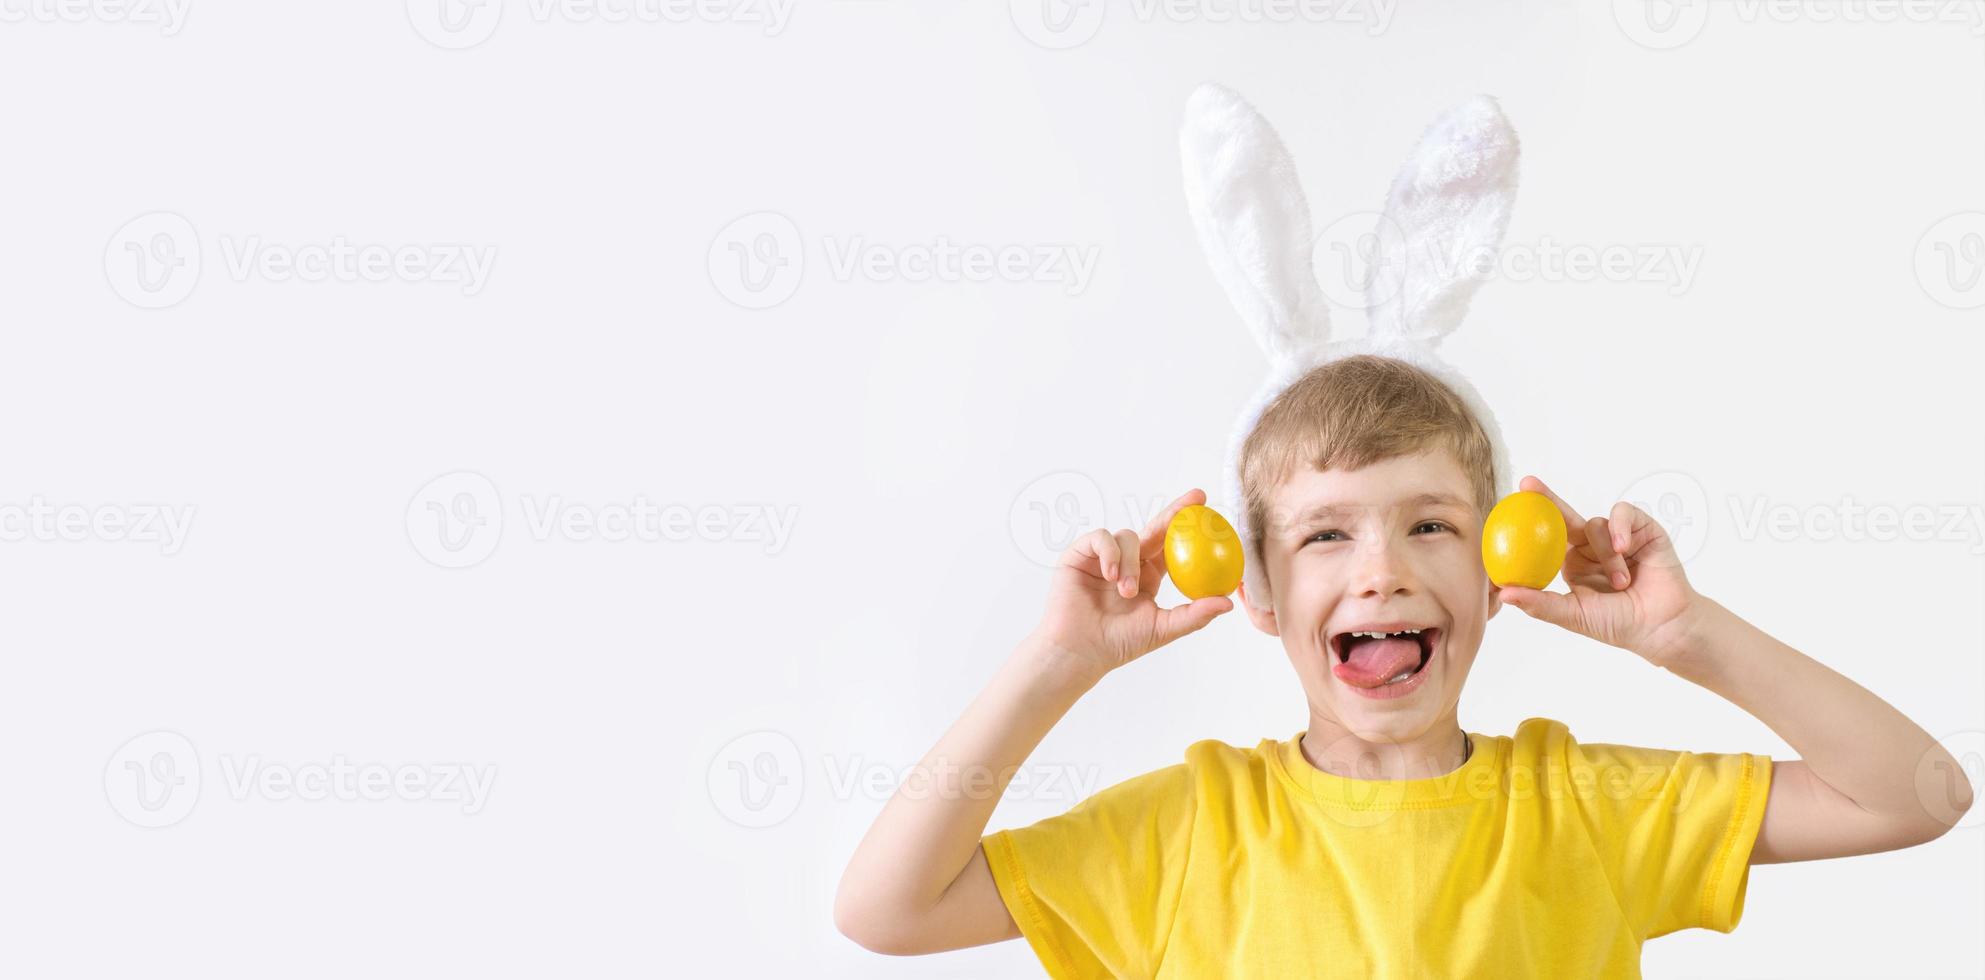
top-left (1239, 355), bottom-right (1498, 557)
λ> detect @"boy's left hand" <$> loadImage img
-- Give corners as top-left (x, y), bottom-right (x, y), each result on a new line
top-left (1496, 476), bottom-right (1705, 668)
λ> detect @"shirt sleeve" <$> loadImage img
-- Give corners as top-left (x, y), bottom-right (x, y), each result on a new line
top-left (980, 762), bottom-right (1198, 979)
top-left (1567, 737), bottom-right (1774, 939)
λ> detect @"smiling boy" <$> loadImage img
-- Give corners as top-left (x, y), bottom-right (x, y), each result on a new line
top-left (833, 354), bottom-right (1975, 978)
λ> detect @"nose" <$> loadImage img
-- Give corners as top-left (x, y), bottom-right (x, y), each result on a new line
top-left (1350, 537), bottom-right (1418, 598)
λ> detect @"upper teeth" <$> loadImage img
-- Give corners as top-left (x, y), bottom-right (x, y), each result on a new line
top-left (1350, 629), bottom-right (1423, 639)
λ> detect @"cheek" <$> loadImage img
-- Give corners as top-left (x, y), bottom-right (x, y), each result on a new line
top-left (1278, 554), bottom-right (1347, 611)
top-left (1416, 546), bottom-right (1493, 621)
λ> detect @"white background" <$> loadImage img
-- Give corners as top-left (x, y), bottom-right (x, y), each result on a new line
top-left (3, 1), bottom-right (1982, 977)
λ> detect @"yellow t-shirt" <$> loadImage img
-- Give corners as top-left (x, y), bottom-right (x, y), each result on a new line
top-left (982, 717), bottom-right (1773, 979)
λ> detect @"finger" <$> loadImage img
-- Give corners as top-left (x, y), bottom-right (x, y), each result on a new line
top-left (1518, 475), bottom-right (1590, 546)
top-left (1609, 501), bottom-right (1679, 570)
top-left (1498, 586), bottom-right (1584, 633)
top-left (1113, 529), bottom-right (1142, 597)
top-left (1060, 527), bottom-right (1121, 580)
top-left (1139, 488), bottom-right (1207, 560)
top-left (1152, 596), bottom-right (1233, 646)
top-left (1559, 549), bottom-right (1614, 591)
top-left (1582, 516), bottom-right (1632, 590)
top-left (1138, 548), bottom-right (1168, 594)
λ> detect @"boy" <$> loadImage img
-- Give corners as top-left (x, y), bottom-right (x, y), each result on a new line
top-left (834, 354), bottom-right (1975, 977)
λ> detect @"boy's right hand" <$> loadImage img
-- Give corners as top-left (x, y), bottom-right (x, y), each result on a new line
top-left (1026, 488), bottom-right (1235, 687)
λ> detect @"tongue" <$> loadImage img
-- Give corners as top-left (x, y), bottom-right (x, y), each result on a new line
top-left (1333, 637), bottom-right (1422, 689)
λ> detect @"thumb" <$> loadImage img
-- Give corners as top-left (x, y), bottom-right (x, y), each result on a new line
top-left (1153, 596), bottom-right (1233, 646)
top-left (1498, 586), bottom-right (1584, 633)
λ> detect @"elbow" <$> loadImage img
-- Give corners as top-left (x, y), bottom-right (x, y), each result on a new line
top-left (833, 881), bottom-right (920, 956)
top-left (835, 911), bottom-right (922, 957)
top-left (1884, 782), bottom-right (1974, 853)
top-left (833, 901), bottom-right (892, 954)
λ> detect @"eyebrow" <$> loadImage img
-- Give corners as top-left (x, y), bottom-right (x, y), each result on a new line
top-left (1289, 492), bottom-right (1474, 527)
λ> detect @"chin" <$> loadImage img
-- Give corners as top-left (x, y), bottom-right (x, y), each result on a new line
top-left (1330, 706), bottom-right (1441, 746)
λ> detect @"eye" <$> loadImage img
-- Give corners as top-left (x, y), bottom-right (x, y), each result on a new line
top-left (1411, 521), bottom-right (1452, 535)
top-left (1306, 529), bottom-right (1345, 544)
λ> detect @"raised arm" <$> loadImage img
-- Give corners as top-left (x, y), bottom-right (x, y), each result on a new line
top-left (833, 490), bottom-right (1232, 955)
top-left (1659, 599), bottom-right (1972, 864)
top-left (1496, 476), bottom-right (1974, 866)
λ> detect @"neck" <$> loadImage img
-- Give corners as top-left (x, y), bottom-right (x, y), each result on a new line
top-left (1299, 713), bottom-right (1471, 780)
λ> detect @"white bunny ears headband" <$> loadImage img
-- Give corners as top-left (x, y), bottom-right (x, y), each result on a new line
top-left (1179, 84), bottom-right (1521, 613)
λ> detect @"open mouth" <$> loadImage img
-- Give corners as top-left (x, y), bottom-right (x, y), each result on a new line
top-left (1329, 626), bottom-right (1440, 692)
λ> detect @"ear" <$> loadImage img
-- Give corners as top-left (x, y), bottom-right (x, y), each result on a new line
top-left (1180, 83), bottom-right (1331, 368)
top-left (1484, 576), bottom-right (1505, 622)
top-left (1366, 96), bottom-right (1520, 344)
top-left (1238, 577), bottom-right (1280, 637)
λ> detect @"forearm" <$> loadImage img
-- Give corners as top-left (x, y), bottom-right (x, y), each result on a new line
top-left (836, 635), bottom-right (1097, 925)
top-left (1662, 597), bottom-right (1966, 831)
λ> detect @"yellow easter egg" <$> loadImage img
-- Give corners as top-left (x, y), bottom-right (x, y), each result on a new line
top-left (1163, 504), bottom-right (1244, 599)
top-left (1482, 491), bottom-right (1568, 590)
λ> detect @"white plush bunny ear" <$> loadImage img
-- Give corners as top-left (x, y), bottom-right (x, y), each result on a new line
top-left (1180, 83), bottom-right (1330, 368)
top-left (1366, 96), bottom-right (1520, 343)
